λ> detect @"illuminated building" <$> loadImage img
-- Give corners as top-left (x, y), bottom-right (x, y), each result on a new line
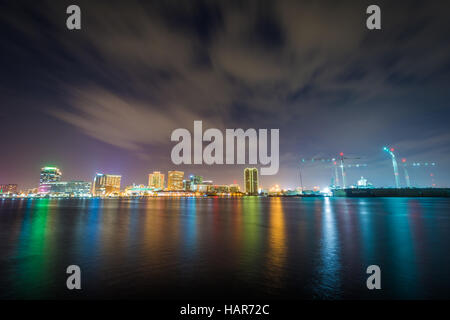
top-left (183, 179), bottom-right (191, 191)
top-left (244, 168), bottom-right (258, 195)
top-left (148, 171), bottom-right (165, 189)
top-left (38, 166), bottom-right (62, 194)
top-left (190, 175), bottom-right (203, 185)
top-left (284, 189), bottom-right (300, 196)
top-left (207, 185), bottom-right (230, 194)
top-left (27, 188), bottom-right (38, 195)
top-left (184, 175), bottom-right (203, 191)
top-left (93, 173), bottom-right (121, 196)
top-left (44, 181), bottom-right (92, 197)
top-left (269, 184), bottom-right (282, 196)
top-left (190, 179), bottom-right (212, 193)
top-left (66, 181), bottom-right (92, 196)
top-left (191, 184), bottom-right (208, 193)
top-left (0, 184), bottom-right (18, 195)
top-left (40, 166), bottom-right (62, 185)
top-left (357, 176), bottom-right (368, 187)
top-left (167, 171), bottom-right (184, 190)
top-left (356, 176), bottom-right (373, 189)
top-left (125, 184), bottom-right (153, 196)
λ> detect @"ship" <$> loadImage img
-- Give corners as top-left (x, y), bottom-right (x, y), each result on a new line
top-left (332, 188), bottom-right (450, 197)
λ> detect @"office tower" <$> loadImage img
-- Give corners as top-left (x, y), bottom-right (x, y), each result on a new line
top-left (40, 166), bottom-right (62, 185)
top-left (167, 171), bottom-right (184, 190)
top-left (190, 175), bottom-right (203, 185)
top-left (183, 175), bottom-right (203, 191)
top-left (148, 171), bottom-right (165, 189)
top-left (244, 168), bottom-right (258, 195)
top-left (0, 184), bottom-right (18, 194)
top-left (93, 173), bottom-right (121, 196)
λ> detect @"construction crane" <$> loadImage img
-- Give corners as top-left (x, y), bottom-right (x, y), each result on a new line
top-left (301, 157), bottom-right (339, 188)
top-left (383, 146), bottom-right (400, 188)
top-left (338, 152), bottom-right (361, 189)
top-left (402, 160), bottom-right (437, 187)
top-left (333, 159), bottom-right (340, 187)
top-left (326, 162), bottom-right (368, 187)
top-left (400, 158), bottom-right (411, 188)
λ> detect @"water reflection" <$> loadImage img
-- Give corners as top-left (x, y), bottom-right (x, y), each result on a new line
top-left (266, 198), bottom-right (286, 290)
top-left (183, 198), bottom-right (197, 255)
top-left (13, 199), bottom-right (55, 298)
top-left (314, 197), bottom-right (341, 299)
top-left (0, 197), bottom-right (449, 299)
top-left (358, 199), bottom-right (376, 263)
top-left (385, 198), bottom-right (418, 298)
top-left (241, 198), bottom-right (262, 274)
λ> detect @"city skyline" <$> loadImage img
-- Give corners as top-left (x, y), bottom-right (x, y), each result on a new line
top-left (1, 1), bottom-right (450, 190)
top-left (1, 148), bottom-right (444, 191)
top-left (1, 0), bottom-right (450, 306)
top-left (0, 157), bottom-right (443, 196)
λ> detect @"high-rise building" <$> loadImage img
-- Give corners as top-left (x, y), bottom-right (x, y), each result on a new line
top-left (244, 168), bottom-right (258, 195)
top-left (190, 175), bottom-right (203, 185)
top-left (0, 184), bottom-right (18, 194)
top-left (93, 173), bottom-right (121, 196)
top-left (40, 166), bottom-right (62, 185)
top-left (167, 171), bottom-right (184, 191)
top-left (183, 175), bottom-right (203, 191)
top-left (148, 171), bottom-right (165, 189)
top-left (182, 180), bottom-right (191, 191)
top-left (38, 166), bottom-right (62, 194)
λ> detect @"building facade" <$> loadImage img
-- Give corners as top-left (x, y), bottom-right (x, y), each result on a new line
top-left (167, 171), bottom-right (184, 190)
top-left (207, 185), bottom-right (230, 194)
top-left (244, 168), bottom-right (259, 195)
top-left (182, 180), bottom-right (191, 191)
top-left (229, 184), bottom-right (240, 193)
top-left (183, 175), bottom-right (203, 191)
top-left (125, 184), bottom-right (153, 196)
top-left (40, 166), bottom-right (62, 185)
top-left (43, 181), bottom-right (92, 197)
top-left (190, 175), bottom-right (203, 185)
top-left (148, 171), bottom-right (165, 189)
top-left (93, 173), bottom-right (121, 196)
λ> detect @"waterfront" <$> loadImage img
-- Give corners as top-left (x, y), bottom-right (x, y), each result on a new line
top-left (0, 197), bottom-right (449, 300)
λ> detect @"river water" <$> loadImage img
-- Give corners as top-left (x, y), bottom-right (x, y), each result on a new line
top-left (0, 197), bottom-right (449, 299)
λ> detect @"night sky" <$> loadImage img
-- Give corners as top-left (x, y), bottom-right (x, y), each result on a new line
top-left (1, 0), bottom-right (449, 190)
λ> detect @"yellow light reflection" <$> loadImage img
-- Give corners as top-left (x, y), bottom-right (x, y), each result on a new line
top-left (267, 197), bottom-right (286, 286)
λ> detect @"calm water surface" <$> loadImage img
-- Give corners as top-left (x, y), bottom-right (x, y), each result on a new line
top-left (0, 197), bottom-right (449, 299)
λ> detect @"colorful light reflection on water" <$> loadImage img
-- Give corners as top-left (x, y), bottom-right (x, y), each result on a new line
top-left (0, 197), bottom-right (449, 299)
